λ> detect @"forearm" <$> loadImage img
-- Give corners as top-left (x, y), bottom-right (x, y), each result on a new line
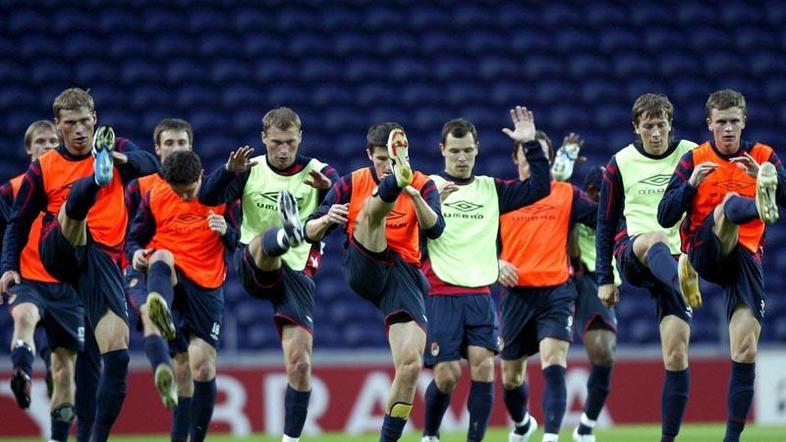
top-left (410, 193), bottom-right (437, 230)
top-left (304, 216), bottom-right (334, 242)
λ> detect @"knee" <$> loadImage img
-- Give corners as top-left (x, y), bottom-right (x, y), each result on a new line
top-left (11, 305), bottom-right (39, 330)
top-left (150, 250), bottom-right (175, 267)
top-left (664, 346), bottom-right (689, 370)
top-left (192, 358), bottom-right (216, 382)
top-left (395, 352), bottom-right (422, 386)
top-left (435, 365), bottom-right (460, 393)
top-left (470, 356), bottom-right (495, 381)
top-left (586, 337), bottom-right (616, 367)
top-left (287, 351), bottom-right (312, 384)
top-left (502, 370), bottom-right (525, 391)
top-left (732, 339), bottom-right (758, 364)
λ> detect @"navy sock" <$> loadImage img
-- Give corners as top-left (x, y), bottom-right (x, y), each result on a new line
top-left (92, 350), bottom-right (129, 442)
top-left (75, 325), bottom-right (100, 442)
top-left (646, 242), bottom-right (680, 292)
top-left (190, 379), bottom-right (217, 442)
top-left (50, 403), bottom-right (76, 442)
top-left (377, 174), bottom-right (403, 203)
top-left (147, 261), bottom-right (174, 305)
top-left (11, 342), bottom-right (34, 376)
top-left (661, 369), bottom-right (690, 441)
top-left (172, 396), bottom-right (192, 442)
top-left (467, 381), bottom-right (493, 441)
top-left (143, 335), bottom-right (171, 371)
top-left (65, 176), bottom-right (100, 220)
top-left (284, 385), bottom-right (311, 438)
top-left (261, 227), bottom-right (289, 257)
top-left (542, 365), bottom-right (567, 435)
top-left (423, 380), bottom-right (451, 437)
top-left (379, 413), bottom-right (407, 442)
top-left (723, 195), bottom-right (759, 225)
top-left (579, 364), bottom-right (613, 435)
top-left (503, 382), bottom-right (529, 426)
top-left (724, 362), bottom-right (755, 442)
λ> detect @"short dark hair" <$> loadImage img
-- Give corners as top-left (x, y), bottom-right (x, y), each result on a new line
top-left (162, 150), bottom-right (202, 186)
top-left (366, 122), bottom-right (403, 151)
top-left (585, 165), bottom-right (605, 192)
top-left (53, 87), bottom-right (94, 120)
top-left (262, 107), bottom-right (301, 132)
top-left (441, 118), bottom-right (478, 145)
top-left (706, 89), bottom-right (746, 118)
top-left (154, 118), bottom-right (193, 146)
top-left (632, 93), bottom-right (674, 126)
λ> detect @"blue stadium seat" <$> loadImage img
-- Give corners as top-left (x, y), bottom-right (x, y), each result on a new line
top-left (341, 321), bottom-right (387, 348)
top-left (98, 7), bottom-right (137, 34)
top-left (0, 62), bottom-right (26, 84)
top-left (121, 59), bottom-right (162, 84)
top-left (253, 59), bottom-right (295, 82)
top-left (750, 51), bottom-right (786, 76)
top-left (581, 79), bottom-right (625, 103)
top-left (467, 31), bottom-right (508, 55)
top-left (691, 27), bottom-right (732, 51)
top-left (376, 31), bottom-right (419, 55)
top-left (630, 3), bottom-right (674, 25)
top-left (625, 78), bottom-right (667, 102)
top-left (586, 2), bottom-right (628, 26)
top-left (8, 8), bottom-right (49, 34)
top-left (542, 3), bottom-right (584, 26)
top-left (110, 35), bottom-right (150, 59)
top-left (479, 56), bottom-right (520, 80)
top-left (210, 58), bottom-right (247, 83)
top-left (165, 59), bottom-right (205, 84)
top-left (535, 80), bottom-right (574, 104)
top-left (612, 52), bottom-right (654, 77)
top-left (720, 2), bottom-right (763, 26)
top-left (764, 77), bottom-right (786, 102)
top-left (321, 7), bottom-right (363, 31)
top-left (189, 110), bottom-right (231, 134)
top-left (288, 32), bottom-right (332, 57)
top-left (20, 35), bottom-right (60, 60)
top-left (598, 28), bottom-right (640, 52)
top-left (569, 53), bottom-right (611, 78)
top-left (177, 84), bottom-right (220, 110)
top-left (199, 33), bottom-right (241, 58)
top-left (643, 26), bottom-right (685, 51)
top-left (357, 83), bottom-right (398, 107)
top-left (90, 85), bottom-right (129, 111)
top-left (554, 28), bottom-right (596, 52)
top-left (403, 83), bottom-right (443, 107)
top-left (312, 84), bottom-right (355, 107)
top-left (422, 32), bottom-right (461, 55)
top-left (231, 106), bottom-right (263, 134)
top-left (446, 81), bottom-right (489, 105)
top-left (391, 57), bottom-right (431, 80)
top-left (511, 30), bottom-right (551, 53)
top-left (189, 7), bottom-right (229, 33)
top-left (765, 1), bottom-right (786, 25)
top-left (64, 34), bottom-right (105, 60)
top-left (346, 58), bottom-right (387, 82)
top-left (410, 6), bottom-right (449, 29)
top-left (455, 5), bottom-right (497, 28)
top-left (522, 54), bottom-right (563, 79)
top-left (151, 33), bottom-right (192, 60)
top-left (222, 85), bottom-right (266, 109)
top-left (676, 2), bottom-right (718, 25)
top-left (548, 104), bottom-right (592, 130)
top-left (658, 52), bottom-right (695, 78)
top-left (703, 53), bottom-right (747, 77)
top-left (491, 81), bottom-right (532, 107)
top-left (496, 3), bottom-right (538, 27)
top-left (243, 32), bottom-right (285, 58)
top-left (365, 6), bottom-right (404, 29)
top-left (31, 61), bottom-right (72, 85)
top-left (323, 107), bottom-right (367, 133)
top-left (334, 32), bottom-right (374, 56)
top-left (143, 8), bottom-right (187, 33)
top-left (231, 8), bottom-right (269, 33)
top-left (301, 58), bottom-right (342, 81)
top-left (413, 106), bottom-right (447, 132)
top-left (594, 105), bottom-right (629, 129)
top-left (277, 7), bottom-right (320, 31)
top-left (52, 9), bottom-right (94, 35)
top-left (0, 87), bottom-right (37, 113)
top-left (735, 28), bottom-right (778, 51)
top-left (267, 83), bottom-right (308, 106)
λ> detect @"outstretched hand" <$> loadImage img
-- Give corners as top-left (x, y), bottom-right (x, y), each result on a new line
top-left (226, 146), bottom-right (257, 174)
top-left (502, 105), bottom-right (536, 144)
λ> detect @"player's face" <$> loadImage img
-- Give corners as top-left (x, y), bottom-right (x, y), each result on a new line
top-left (634, 113), bottom-right (671, 155)
top-left (169, 173), bottom-right (202, 202)
top-left (367, 146), bottom-right (392, 179)
top-left (27, 128), bottom-right (59, 161)
top-left (707, 106), bottom-right (746, 155)
top-left (55, 107), bottom-right (96, 155)
top-left (156, 129), bottom-right (191, 162)
top-left (440, 133), bottom-right (478, 179)
top-left (262, 127), bottom-right (301, 170)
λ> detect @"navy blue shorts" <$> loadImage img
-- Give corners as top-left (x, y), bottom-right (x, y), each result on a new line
top-left (342, 240), bottom-right (428, 329)
top-left (168, 271), bottom-right (224, 352)
top-left (688, 215), bottom-right (766, 322)
top-left (124, 266), bottom-right (147, 313)
top-left (40, 223), bottom-right (129, 327)
top-left (235, 245), bottom-right (315, 334)
top-left (423, 294), bottom-right (498, 368)
top-left (615, 235), bottom-right (693, 324)
top-left (499, 282), bottom-right (576, 361)
top-left (10, 279), bottom-right (85, 352)
top-left (574, 272), bottom-right (617, 335)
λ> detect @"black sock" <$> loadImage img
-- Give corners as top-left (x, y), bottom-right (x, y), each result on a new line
top-left (579, 364), bottom-right (613, 435)
top-left (11, 341), bottom-right (34, 376)
top-left (724, 362), bottom-right (755, 442)
top-left (661, 368), bottom-right (690, 441)
top-left (64, 176), bottom-right (100, 221)
top-left (467, 380), bottom-right (493, 441)
top-left (723, 195), bottom-right (759, 225)
top-left (542, 365), bottom-right (567, 435)
top-left (262, 227), bottom-right (289, 257)
top-left (147, 261), bottom-right (174, 305)
top-left (92, 349), bottom-right (130, 442)
top-left (646, 242), bottom-right (680, 292)
top-left (190, 379), bottom-right (217, 442)
top-left (143, 335), bottom-right (171, 370)
top-left (377, 174), bottom-right (403, 202)
top-left (284, 385), bottom-right (311, 438)
top-left (423, 380), bottom-right (451, 437)
top-left (75, 325), bottom-right (100, 442)
top-left (171, 396), bottom-right (192, 442)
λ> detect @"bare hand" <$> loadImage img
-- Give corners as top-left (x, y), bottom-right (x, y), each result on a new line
top-left (498, 260), bottom-right (519, 288)
top-left (501, 105), bottom-right (536, 144)
top-left (0, 270), bottom-right (20, 302)
top-left (688, 161), bottom-right (719, 187)
top-left (402, 185), bottom-right (421, 198)
top-left (730, 153), bottom-right (760, 178)
top-left (304, 170), bottom-right (332, 190)
top-left (226, 146), bottom-right (257, 174)
top-left (325, 203), bottom-right (349, 226)
top-left (598, 283), bottom-right (620, 307)
top-left (132, 249), bottom-right (152, 272)
top-left (438, 182), bottom-right (459, 203)
top-left (208, 210), bottom-right (227, 236)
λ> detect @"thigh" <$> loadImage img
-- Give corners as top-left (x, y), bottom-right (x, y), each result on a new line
top-left (235, 245), bottom-right (285, 300)
top-left (725, 249), bottom-right (766, 323)
top-left (272, 265), bottom-right (315, 335)
top-left (615, 235), bottom-right (658, 289)
top-left (341, 241), bottom-right (392, 303)
top-left (464, 295), bottom-right (500, 354)
top-left (80, 244), bottom-right (129, 327)
top-left (39, 221), bottom-right (81, 286)
top-left (688, 214), bottom-right (740, 285)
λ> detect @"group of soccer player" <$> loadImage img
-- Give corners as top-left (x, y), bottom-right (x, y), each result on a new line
top-left (0, 86), bottom-right (782, 442)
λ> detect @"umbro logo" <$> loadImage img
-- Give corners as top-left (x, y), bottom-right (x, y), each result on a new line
top-left (387, 209), bottom-right (407, 220)
top-left (444, 200), bottom-right (483, 212)
top-left (520, 203), bottom-right (556, 215)
top-left (638, 174), bottom-right (672, 187)
top-left (715, 180), bottom-right (752, 192)
top-left (258, 191), bottom-right (279, 203)
top-left (176, 213), bottom-right (205, 224)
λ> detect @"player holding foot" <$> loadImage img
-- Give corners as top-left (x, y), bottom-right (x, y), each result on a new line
top-left (420, 107), bottom-right (550, 442)
top-left (305, 122), bottom-right (443, 441)
top-left (596, 93), bottom-right (699, 442)
top-left (1, 88), bottom-right (158, 441)
top-left (199, 107), bottom-right (338, 442)
top-left (658, 89), bottom-right (786, 442)
top-left (128, 150), bottom-right (239, 441)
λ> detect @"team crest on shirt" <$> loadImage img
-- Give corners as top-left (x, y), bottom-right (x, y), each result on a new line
top-left (431, 342), bottom-right (440, 356)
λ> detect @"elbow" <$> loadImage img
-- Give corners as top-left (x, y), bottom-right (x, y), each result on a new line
top-left (425, 220), bottom-right (445, 239)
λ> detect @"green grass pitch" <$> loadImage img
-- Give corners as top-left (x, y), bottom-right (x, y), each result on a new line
top-left (2, 424), bottom-right (785, 441)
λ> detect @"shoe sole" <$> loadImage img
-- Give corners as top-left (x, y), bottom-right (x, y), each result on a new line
top-left (93, 126), bottom-right (115, 186)
top-left (154, 364), bottom-right (178, 410)
top-left (147, 292), bottom-right (176, 340)
top-left (678, 254), bottom-right (702, 309)
top-left (387, 129), bottom-right (412, 186)
top-left (756, 162), bottom-right (779, 225)
top-left (278, 191), bottom-right (303, 246)
top-left (10, 369), bottom-right (31, 409)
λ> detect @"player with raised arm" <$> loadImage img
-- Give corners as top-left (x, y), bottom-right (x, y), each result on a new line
top-left (199, 107), bottom-right (338, 442)
top-left (596, 94), bottom-right (699, 442)
top-left (420, 107), bottom-right (550, 442)
top-left (658, 89), bottom-right (786, 442)
top-left (1, 88), bottom-right (158, 441)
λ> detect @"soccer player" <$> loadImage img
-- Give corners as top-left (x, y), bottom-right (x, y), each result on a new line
top-left (420, 108), bottom-right (550, 442)
top-left (304, 122), bottom-right (443, 442)
top-left (596, 93), bottom-right (699, 442)
top-left (0, 120), bottom-right (84, 442)
top-left (567, 164), bottom-right (620, 442)
top-left (658, 89), bottom-right (785, 442)
top-left (199, 107), bottom-right (338, 442)
top-left (124, 118), bottom-right (203, 441)
top-left (1, 87), bottom-right (158, 442)
top-left (128, 150), bottom-right (238, 442)
top-left (496, 131), bottom-right (598, 442)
